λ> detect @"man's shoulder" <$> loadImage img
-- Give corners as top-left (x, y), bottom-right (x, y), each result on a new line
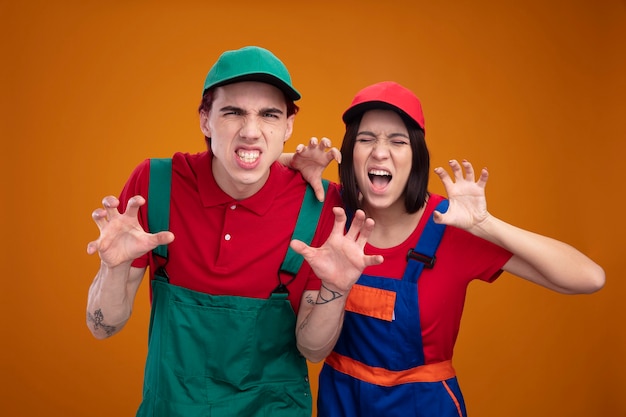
top-left (170, 151), bottom-right (209, 166)
top-left (267, 162), bottom-right (308, 193)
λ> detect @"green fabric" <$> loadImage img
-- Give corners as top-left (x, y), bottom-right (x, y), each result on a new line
top-left (140, 159), bottom-right (328, 416)
top-left (202, 46), bottom-right (301, 100)
top-left (137, 281), bottom-right (311, 417)
top-left (147, 158), bottom-right (172, 259)
top-left (281, 179), bottom-right (329, 275)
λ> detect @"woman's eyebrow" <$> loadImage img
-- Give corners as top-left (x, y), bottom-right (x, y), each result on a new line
top-left (357, 130), bottom-right (409, 138)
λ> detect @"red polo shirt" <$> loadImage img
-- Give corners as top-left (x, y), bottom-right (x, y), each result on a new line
top-left (119, 151), bottom-right (343, 313)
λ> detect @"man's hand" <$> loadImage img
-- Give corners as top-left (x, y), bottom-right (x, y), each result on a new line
top-left (290, 207), bottom-right (383, 292)
top-left (87, 195), bottom-right (175, 267)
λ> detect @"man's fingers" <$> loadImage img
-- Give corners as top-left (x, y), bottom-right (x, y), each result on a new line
top-left (86, 240), bottom-right (99, 255)
top-left (154, 231), bottom-right (175, 246)
top-left (101, 195), bottom-right (120, 208)
top-left (355, 218), bottom-right (376, 246)
top-left (289, 239), bottom-right (309, 257)
top-left (331, 207), bottom-right (349, 233)
top-left (343, 208), bottom-right (365, 239)
top-left (365, 254), bottom-right (384, 267)
top-left (91, 208), bottom-right (109, 229)
top-left (123, 195), bottom-right (146, 218)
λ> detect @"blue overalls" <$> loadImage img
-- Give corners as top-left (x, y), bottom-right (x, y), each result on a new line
top-left (318, 198), bottom-right (467, 417)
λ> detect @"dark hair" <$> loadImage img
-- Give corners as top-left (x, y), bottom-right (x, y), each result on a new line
top-left (339, 111), bottom-right (430, 214)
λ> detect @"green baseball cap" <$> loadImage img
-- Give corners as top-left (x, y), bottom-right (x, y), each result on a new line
top-left (202, 46), bottom-right (301, 101)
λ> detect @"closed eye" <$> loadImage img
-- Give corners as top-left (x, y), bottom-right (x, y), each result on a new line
top-left (356, 137), bottom-right (376, 144)
top-left (356, 135), bottom-right (409, 146)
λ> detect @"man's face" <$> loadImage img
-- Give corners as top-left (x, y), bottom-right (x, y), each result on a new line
top-left (200, 81), bottom-right (294, 199)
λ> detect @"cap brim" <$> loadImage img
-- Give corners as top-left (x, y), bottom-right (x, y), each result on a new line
top-left (207, 73), bottom-right (301, 101)
top-left (342, 101), bottom-right (418, 126)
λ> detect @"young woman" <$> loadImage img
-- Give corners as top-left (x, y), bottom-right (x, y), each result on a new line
top-left (312, 81), bottom-right (605, 417)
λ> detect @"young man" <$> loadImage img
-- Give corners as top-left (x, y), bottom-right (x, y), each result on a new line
top-left (86, 46), bottom-right (382, 417)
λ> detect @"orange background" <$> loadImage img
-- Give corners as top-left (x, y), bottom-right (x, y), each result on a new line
top-left (2, 1), bottom-right (625, 416)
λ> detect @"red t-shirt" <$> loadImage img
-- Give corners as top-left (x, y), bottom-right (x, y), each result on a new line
top-left (119, 151), bottom-right (343, 313)
top-left (362, 194), bottom-right (513, 363)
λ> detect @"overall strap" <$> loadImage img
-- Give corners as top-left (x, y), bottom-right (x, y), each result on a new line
top-left (148, 158), bottom-right (172, 260)
top-left (280, 179), bottom-right (330, 275)
top-left (403, 199), bottom-right (449, 283)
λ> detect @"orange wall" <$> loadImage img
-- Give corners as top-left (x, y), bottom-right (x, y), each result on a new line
top-left (2, 1), bottom-right (625, 416)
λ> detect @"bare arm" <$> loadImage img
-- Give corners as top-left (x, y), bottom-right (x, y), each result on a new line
top-left (85, 195), bottom-right (175, 339)
top-left (433, 159), bottom-right (605, 294)
top-left (87, 264), bottom-right (145, 339)
top-left (279, 137), bottom-right (342, 202)
top-left (291, 208), bottom-right (383, 362)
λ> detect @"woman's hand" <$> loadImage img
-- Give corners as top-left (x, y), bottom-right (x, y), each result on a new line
top-left (433, 159), bottom-right (490, 233)
top-left (291, 137), bottom-right (342, 202)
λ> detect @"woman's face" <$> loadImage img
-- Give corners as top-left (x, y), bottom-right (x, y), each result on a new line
top-left (353, 109), bottom-right (412, 212)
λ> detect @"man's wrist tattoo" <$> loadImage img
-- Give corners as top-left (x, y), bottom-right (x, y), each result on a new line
top-left (87, 309), bottom-right (116, 336)
top-left (316, 284), bottom-right (344, 304)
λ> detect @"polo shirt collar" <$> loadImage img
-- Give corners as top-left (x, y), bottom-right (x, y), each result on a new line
top-left (196, 150), bottom-right (289, 216)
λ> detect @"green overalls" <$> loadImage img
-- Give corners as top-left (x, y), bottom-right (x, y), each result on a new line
top-left (136, 158), bottom-right (327, 417)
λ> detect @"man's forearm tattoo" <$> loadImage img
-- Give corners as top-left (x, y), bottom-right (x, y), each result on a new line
top-left (305, 293), bottom-right (315, 305)
top-left (316, 284), bottom-right (344, 305)
top-left (298, 317), bottom-right (310, 331)
top-left (87, 309), bottom-right (116, 336)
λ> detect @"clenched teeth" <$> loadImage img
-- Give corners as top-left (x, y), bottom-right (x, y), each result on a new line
top-left (237, 150), bottom-right (260, 163)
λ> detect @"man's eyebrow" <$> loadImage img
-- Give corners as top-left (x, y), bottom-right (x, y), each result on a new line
top-left (219, 105), bottom-right (245, 113)
top-left (259, 107), bottom-right (284, 115)
top-left (218, 106), bottom-right (285, 115)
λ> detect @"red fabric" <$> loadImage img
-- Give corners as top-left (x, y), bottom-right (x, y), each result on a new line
top-left (342, 81), bottom-right (425, 129)
top-left (119, 151), bottom-right (343, 313)
top-left (363, 194), bottom-right (513, 363)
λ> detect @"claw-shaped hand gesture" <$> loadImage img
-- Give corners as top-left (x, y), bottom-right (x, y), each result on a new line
top-left (291, 137), bottom-right (342, 202)
top-left (290, 207), bottom-right (383, 293)
top-left (433, 159), bottom-right (491, 232)
top-left (87, 195), bottom-right (175, 267)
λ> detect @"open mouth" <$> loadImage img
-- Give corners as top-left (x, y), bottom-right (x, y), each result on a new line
top-left (368, 169), bottom-right (392, 188)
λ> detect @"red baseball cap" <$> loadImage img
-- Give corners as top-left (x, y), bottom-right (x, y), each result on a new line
top-left (342, 81), bottom-right (425, 131)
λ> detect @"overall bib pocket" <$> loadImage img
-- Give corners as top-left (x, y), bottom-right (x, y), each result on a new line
top-left (167, 300), bottom-right (256, 388)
